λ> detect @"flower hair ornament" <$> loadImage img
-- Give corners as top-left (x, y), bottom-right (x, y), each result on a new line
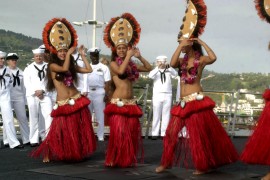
top-left (255, 0), bottom-right (270, 23)
top-left (43, 18), bottom-right (78, 54)
top-left (103, 12), bottom-right (141, 51)
top-left (178, 0), bottom-right (207, 41)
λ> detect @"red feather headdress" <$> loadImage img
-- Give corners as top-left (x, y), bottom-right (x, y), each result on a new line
top-left (43, 18), bottom-right (78, 54)
top-left (178, 0), bottom-right (207, 41)
top-left (103, 13), bottom-right (141, 51)
top-left (255, 0), bottom-right (270, 23)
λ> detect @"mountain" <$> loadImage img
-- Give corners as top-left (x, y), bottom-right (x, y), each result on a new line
top-left (0, 29), bottom-right (43, 69)
top-left (202, 70), bottom-right (270, 93)
top-left (0, 29), bottom-right (42, 52)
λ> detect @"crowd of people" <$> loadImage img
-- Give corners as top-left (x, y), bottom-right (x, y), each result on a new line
top-left (1, 0), bottom-right (270, 178)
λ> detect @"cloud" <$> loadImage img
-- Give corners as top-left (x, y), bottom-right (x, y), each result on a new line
top-left (0, 0), bottom-right (269, 73)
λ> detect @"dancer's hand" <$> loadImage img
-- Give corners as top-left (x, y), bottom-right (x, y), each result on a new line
top-left (78, 45), bottom-right (86, 56)
top-left (190, 38), bottom-right (204, 45)
top-left (133, 47), bottom-right (142, 59)
top-left (67, 46), bottom-right (77, 55)
top-left (179, 39), bottom-right (193, 47)
top-left (126, 47), bottom-right (135, 58)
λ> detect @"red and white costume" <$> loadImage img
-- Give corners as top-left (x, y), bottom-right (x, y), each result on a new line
top-left (241, 89), bottom-right (270, 165)
top-left (104, 99), bottom-right (143, 167)
top-left (31, 95), bottom-right (96, 161)
top-left (160, 93), bottom-right (238, 171)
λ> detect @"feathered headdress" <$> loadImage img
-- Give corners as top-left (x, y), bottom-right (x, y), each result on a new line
top-left (103, 13), bottom-right (141, 51)
top-left (178, 0), bottom-right (207, 41)
top-left (43, 18), bottom-right (78, 54)
top-left (255, 0), bottom-right (270, 23)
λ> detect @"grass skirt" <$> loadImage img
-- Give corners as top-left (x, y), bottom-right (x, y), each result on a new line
top-left (31, 96), bottom-right (96, 161)
top-left (241, 89), bottom-right (270, 165)
top-left (104, 103), bottom-right (143, 167)
top-left (161, 96), bottom-right (238, 171)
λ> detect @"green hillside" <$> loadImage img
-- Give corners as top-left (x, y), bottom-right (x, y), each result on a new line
top-left (137, 70), bottom-right (270, 103)
top-left (202, 70), bottom-right (270, 93)
top-left (0, 29), bottom-right (43, 69)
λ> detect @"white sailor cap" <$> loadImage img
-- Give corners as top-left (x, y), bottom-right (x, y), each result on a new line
top-left (39, 44), bottom-right (46, 49)
top-left (87, 47), bottom-right (101, 54)
top-left (0, 51), bottom-right (7, 58)
top-left (32, 48), bottom-right (45, 54)
top-left (156, 55), bottom-right (167, 62)
top-left (6, 53), bottom-right (19, 60)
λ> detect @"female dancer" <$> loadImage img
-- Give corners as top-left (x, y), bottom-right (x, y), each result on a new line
top-left (103, 13), bottom-right (152, 167)
top-left (31, 18), bottom-right (96, 162)
top-left (241, 1), bottom-right (270, 179)
top-left (156, 38), bottom-right (238, 174)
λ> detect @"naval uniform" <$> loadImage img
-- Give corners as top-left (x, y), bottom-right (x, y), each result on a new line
top-left (24, 61), bottom-right (52, 144)
top-left (148, 66), bottom-right (178, 137)
top-left (85, 62), bottom-right (111, 140)
top-left (0, 66), bottom-right (21, 148)
top-left (6, 67), bottom-right (30, 144)
top-left (73, 53), bottom-right (88, 93)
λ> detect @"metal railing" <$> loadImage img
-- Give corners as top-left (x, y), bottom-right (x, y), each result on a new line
top-left (0, 86), bottom-right (265, 139)
top-left (142, 88), bottom-right (264, 138)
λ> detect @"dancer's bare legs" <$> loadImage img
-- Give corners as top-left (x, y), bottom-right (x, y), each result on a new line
top-left (262, 172), bottom-right (270, 180)
top-left (155, 165), bottom-right (166, 173)
top-left (193, 170), bottom-right (207, 175)
top-left (43, 149), bottom-right (50, 163)
top-left (43, 155), bottom-right (50, 163)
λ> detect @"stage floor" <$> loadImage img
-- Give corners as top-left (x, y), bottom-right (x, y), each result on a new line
top-left (0, 137), bottom-right (268, 180)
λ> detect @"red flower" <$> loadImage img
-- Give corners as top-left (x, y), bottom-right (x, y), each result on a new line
top-left (116, 57), bottom-right (139, 81)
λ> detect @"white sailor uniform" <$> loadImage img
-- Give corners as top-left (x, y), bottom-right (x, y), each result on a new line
top-left (24, 62), bottom-right (52, 144)
top-left (85, 62), bottom-right (111, 140)
top-left (7, 67), bottom-right (30, 144)
top-left (149, 66), bottom-right (178, 137)
top-left (0, 66), bottom-right (21, 148)
top-left (72, 52), bottom-right (87, 93)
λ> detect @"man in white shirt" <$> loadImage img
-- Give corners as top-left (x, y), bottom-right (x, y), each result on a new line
top-left (85, 47), bottom-right (111, 141)
top-left (0, 51), bottom-right (24, 148)
top-left (6, 53), bottom-right (30, 145)
top-left (24, 48), bottom-right (52, 147)
top-left (148, 55), bottom-right (178, 139)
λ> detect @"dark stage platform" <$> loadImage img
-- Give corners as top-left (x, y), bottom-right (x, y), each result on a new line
top-left (0, 137), bottom-right (269, 180)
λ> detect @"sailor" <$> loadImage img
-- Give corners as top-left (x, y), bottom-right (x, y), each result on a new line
top-left (24, 48), bottom-right (52, 147)
top-left (6, 53), bottom-right (30, 145)
top-left (38, 44), bottom-right (50, 63)
top-left (0, 51), bottom-right (24, 148)
top-left (148, 55), bottom-right (178, 139)
top-left (72, 48), bottom-right (88, 95)
top-left (86, 47), bottom-right (111, 141)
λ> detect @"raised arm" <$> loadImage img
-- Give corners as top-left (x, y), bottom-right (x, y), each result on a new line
top-left (170, 39), bottom-right (192, 68)
top-left (50, 47), bottom-right (75, 73)
top-left (110, 48), bottom-right (133, 75)
top-left (134, 47), bottom-right (152, 72)
top-left (76, 45), bottom-right (93, 73)
top-left (191, 38), bottom-right (217, 65)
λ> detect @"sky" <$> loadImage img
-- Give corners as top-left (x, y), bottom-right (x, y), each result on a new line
top-left (0, 0), bottom-right (270, 73)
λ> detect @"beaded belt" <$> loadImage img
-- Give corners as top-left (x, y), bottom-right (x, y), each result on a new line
top-left (55, 93), bottom-right (81, 107)
top-left (110, 98), bottom-right (137, 107)
top-left (178, 92), bottom-right (204, 108)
